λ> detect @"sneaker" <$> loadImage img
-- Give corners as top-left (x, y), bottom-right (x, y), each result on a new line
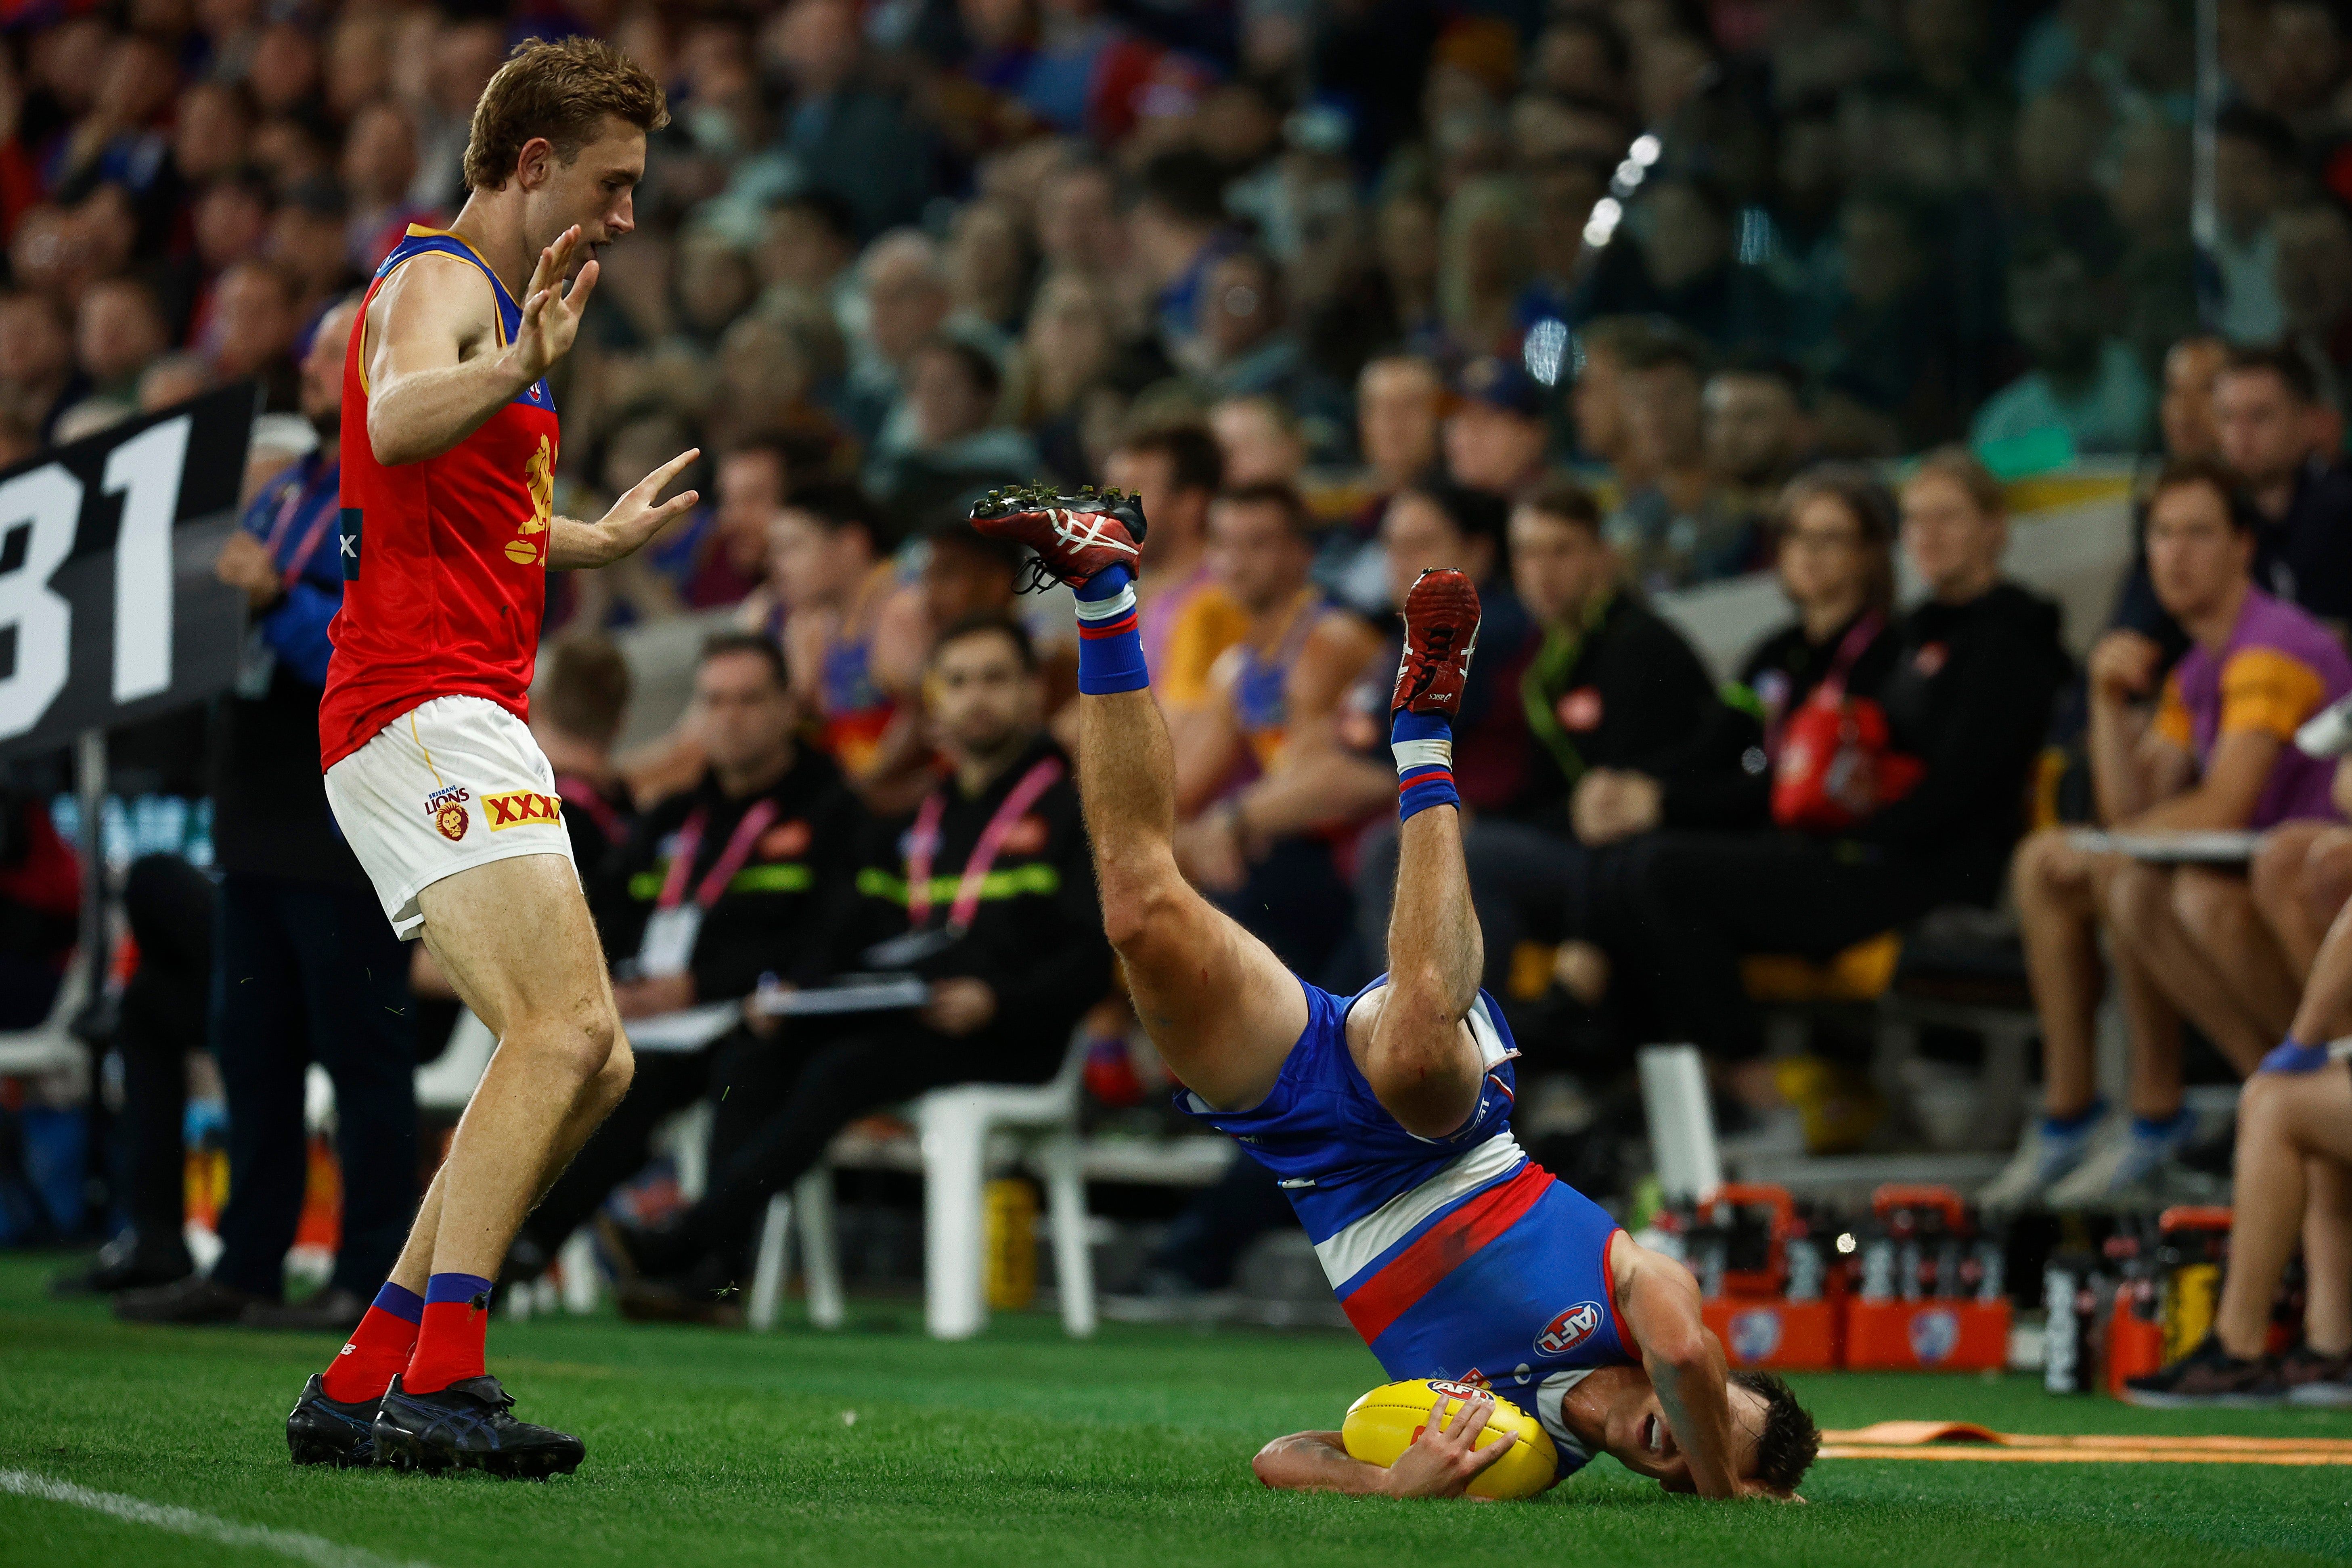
top-left (112, 1274), bottom-right (264, 1325)
top-left (1977, 1103), bottom-right (2105, 1210)
top-left (2282, 1344), bottom-right (2352, 1407)
top-left (1392, 567), bottom-right (1482, 716)
top-left (48, 1231), bottom-right (192, 1298)
top-left (2120, 1334), bottom-right (2285, 1408)
top-left (968, 484), bottom-right (1146, 590)
top-left (2046, 1109), bottom-right (2197, 1208)
top-left (371, 1374), bottom-right (584, 1479)
top-left (285, 1372), bottom-right (382, 1468)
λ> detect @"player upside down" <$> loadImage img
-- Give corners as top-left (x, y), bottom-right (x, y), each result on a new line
top-left (971, 487), bottom-right (1818, 1501)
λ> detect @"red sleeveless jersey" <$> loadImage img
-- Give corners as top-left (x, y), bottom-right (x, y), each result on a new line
top-left (318, 225), bottom-right (561, 770)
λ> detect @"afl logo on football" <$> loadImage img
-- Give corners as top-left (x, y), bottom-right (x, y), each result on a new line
top-left (1534, 1301), bottom-right (1604, 1357)
top-left (1426, 1377), bottom-right (1487, 1398)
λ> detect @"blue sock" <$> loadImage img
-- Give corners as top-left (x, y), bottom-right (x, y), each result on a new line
top-left (2260, 1037), bottom-right (2332, 1074)
top-left (373, 1281), bottom-right (424, 1324)
top-left (1074, 564), bottom-right (1147, 695)
top-left (1392, 710), bottom-right (1458, 823)
top-left (2043, 1099), bottom-right (2104, 1135)
top-left (422, 1271), bottom-right (495, 1307)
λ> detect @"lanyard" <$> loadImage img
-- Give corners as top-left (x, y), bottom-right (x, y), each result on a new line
top-left (656, 798), bottom-right (781, 911)
top-left (260, 462), bottom-right (339, 584)
top-left (906, 757), bottom-right (1063, 933)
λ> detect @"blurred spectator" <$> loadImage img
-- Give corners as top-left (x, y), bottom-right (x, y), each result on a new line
top-left (767, 0), bottom-right (933, 240)
top-left (676, 439), bottom-right (788, 613)
top-left (944, 197), bottom-right (1031, 349)
top-left (0, 787), bottom-right (77, 1034)
top-left (136, 352), bottom-right (210, 412)
top-left (1970, 239), bottom-right (2154, 458)
top-left (1998, 458), bottom-right (2351, 1206)
top-left (73, 274), bottom-right (167, 404)
top-left (270, 177), bottom-right (359, 323)
top-left (1129, 146), bottom-right (1236, 365)
top-left (1192, 246), bottom-right (1347, 452)
top-left (2111, 334), bottom-right (2231, 654)
top-left (1608, 333), bottom-right (1769, 591)
top-left (1617, 450), bottom-right (2068, 1092)
top-left (1705, 358), bottom-right (1813, 507)
top-left (757, 189), bottom-right (860, 322)
top-left (767, 482), bottom-right (926, 783)
top-left (339, 99), bottom-right (429, 272)
top-left (865, 336), bottom-right (1038, 523)
top-left (1208, 394), bottom-right (1306, 490)
top-left (1437, 175), bottom-right (1531, 359)
top-left (1103, 423), bottom-right (1242, 710)
top-left (2212, 106), bottom-right (2297, 345)
top-left (2213, 345), bottom-right (2352, 626)
top-left (1806, 191), bottom-right (1962, 454)
top-left (1356, 353), bottom-right (1444, 499)
top-left (1576, 173), bottom-right (1787, 356)
top-left (1172, 482), bottom-right (1376, 973)
top-left (202, 258), bottom-right (301, 410)
top-left (1443, 355), bottom-right (1550, 500)
top-left (1577, 467), bottom-right (1900, 843)
top-left (0, 290), bottom-right (88, 443)
top-left (1010, 270), bottom-right (1115, 479)
top-left (2275, 200), bottom-right (2352, 377)
top-left (841, 229), bottom-right (950, 449)
top-left (1568, 315), bottom-right (1657, 484)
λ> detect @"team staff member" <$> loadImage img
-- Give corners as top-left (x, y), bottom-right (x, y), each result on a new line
top-left (288, 40), bottom-right (695, 1477)
top-left (607, 613), bottom-right (1110, 1316)
top-left (506, 634), bottom-right (850, 1279)
top-left (117, 299), bottom-right (418, 1332)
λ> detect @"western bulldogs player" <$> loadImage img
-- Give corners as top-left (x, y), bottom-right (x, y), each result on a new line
top-left (285, 39), bottom-right (695, 1478)
top-left (970, 488), bottom-right (1817, 1501)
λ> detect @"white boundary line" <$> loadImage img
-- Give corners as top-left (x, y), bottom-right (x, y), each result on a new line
top-left (0, 1470), bottom-right (440, 1568)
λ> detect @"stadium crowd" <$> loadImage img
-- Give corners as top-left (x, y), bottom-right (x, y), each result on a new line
top-left (5, 0), bottom-right (2352, 1395)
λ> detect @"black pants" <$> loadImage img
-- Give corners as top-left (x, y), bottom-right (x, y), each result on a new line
top-left (519, 1043), bottom-right (720, 1258)
top-left (209, 873), bottom-right (415, 1300)
top-left (683, 1015), bottom-right (1066, 1264)
top-left (1612, 831), bottom-right (1944, 1061)
top-left (113, 854), bottom-right (214, 1266)
top-left (1214, 834), bottom-right (1353, 982)
top-left (1148, 1147), bottom-right (1296, 1290)
top-left (1353, 817), bottom-right (1600, 995)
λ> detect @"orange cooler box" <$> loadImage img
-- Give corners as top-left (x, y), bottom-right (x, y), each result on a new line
top-left (1703, 1298), bottom-right (1841, 1370)
top-left (1843, 1297), bottom-right (2012, 1370)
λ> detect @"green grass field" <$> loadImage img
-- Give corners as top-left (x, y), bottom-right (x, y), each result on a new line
top-left (3, 1254), bottom-right (2350, 1567)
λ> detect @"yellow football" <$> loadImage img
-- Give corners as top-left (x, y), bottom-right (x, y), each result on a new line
top-left (1340, 1378), bottom-right (1560, 1500)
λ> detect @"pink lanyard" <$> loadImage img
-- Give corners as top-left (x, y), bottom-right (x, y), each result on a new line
top-left (656, 799), bottom-right (781, 911)
top-left (260, 464), bottom-right (339, 583)
top-left (905, 757), bottom-right (1063, 933)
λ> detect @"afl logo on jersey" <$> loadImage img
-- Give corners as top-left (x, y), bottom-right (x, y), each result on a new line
top-left (1535, 1301), bottom-right (1604, 1357)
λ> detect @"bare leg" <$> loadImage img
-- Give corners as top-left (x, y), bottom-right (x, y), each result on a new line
top-left (2251, 823), bottom-right (2337, 978)
top-left (2013, 831), bottom-right (2107, 1117)
top-left (2303, 1157), bottom-right (2352, 1356)
top-left (2216, 1070), bottom-right (2352, 1356)
top-left (1076, 688), bottom-right (1306, 1112)
top-left (2110, 935), bottom-right (2187, 1120)
top-left (2107, 864), bottom-right (2271, 1078)
top-left (400, 854), bottom-right (629, 1280)
top-left (2287, 893), bottom-right (2352, 1045)
top-left (2171, 867), bottom-right (2301, 1042)
top-left (1363, 804), bottom-right (1484, 1138)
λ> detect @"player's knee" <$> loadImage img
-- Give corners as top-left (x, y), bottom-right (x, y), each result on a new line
top-left (509, 1004), bottom-right (618, 1084)
top-left (593, 1032), bottom-right (636, 1109)
top-left (2010, 829), bottom-right (2069, 904)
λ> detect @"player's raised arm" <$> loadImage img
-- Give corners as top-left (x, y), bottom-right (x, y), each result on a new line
top-left (1615, 1241), bottom-right (1755, 1500)
top-left (363, 226), bottom-right (591, 467)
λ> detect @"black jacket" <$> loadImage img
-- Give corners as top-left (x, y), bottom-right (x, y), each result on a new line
top-left (797, 734), bottom-right (1108, 1051)
top-left (1851, 582), bottom-right (2071, 901)
top-left (1504, 593), bottom-right (1749, 832)
top-left (597, 749), bottom-right (853, 1003)
top-left (1660, 609), bottom-right (1903, 831)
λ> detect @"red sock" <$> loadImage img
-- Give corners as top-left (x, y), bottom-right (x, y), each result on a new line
top-left (321, 1282), bottom-right (423, 1403)
top-left (402, 1272), bottom-right (494, 1395)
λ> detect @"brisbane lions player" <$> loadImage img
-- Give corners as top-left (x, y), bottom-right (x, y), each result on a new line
top-left (968, 490), bottom-right (1816, 1501)
top-left (285, 39), bottom-right (693, 1478)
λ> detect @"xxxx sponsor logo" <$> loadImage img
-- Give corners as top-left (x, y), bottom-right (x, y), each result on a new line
top-left (482, 789), bottom-right (563, 831)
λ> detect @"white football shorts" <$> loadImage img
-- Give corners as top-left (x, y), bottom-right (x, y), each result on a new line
top-left (323, 694), bottom-right (577, 939)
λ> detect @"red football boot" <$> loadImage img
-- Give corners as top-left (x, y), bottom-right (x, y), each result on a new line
top-left (969, 484), bottom-right (1148, 590)
top-left (1391, 567), bottom-right (1482, 716)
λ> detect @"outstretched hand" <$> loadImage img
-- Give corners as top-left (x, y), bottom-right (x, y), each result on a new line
top-left (579, 448), bottom-right (700, 566)
top-left (1378, 1392), bottom-right (1520, 1499)
top-left (513, 226), bottom-right (598, 383)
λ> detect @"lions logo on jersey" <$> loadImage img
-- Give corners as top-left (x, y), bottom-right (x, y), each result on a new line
top-left (1534, 1301), bottom-right (1604, 1358)
top-left (506, 434), bottom-right (554, 565)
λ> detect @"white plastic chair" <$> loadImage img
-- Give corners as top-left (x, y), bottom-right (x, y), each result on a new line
top-left (748, 1031), bottom-right (1097, 1340)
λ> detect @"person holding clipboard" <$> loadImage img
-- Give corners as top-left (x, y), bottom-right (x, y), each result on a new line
top-left (607, 610), bottom-right (1110, 1321)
